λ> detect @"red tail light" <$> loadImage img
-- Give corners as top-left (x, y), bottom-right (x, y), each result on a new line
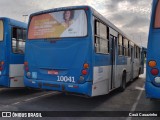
top-left (25, 67), bottom-right (29, 71)
top-left (0, 61), bottom-right (4, 71)
top-left (151, 68), bottom-right (159, 76)
top-left (81, 63), bottom-right (89, 75)
top-left (24, 61), bottom-right (29, 71)
top-left (82, 69), bottom-right (87, 75)
top-left (0, 66), bottom-right (3, 71)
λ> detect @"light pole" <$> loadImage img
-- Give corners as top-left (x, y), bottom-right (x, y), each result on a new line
top-left (22, 15), bottom-right (28, 23)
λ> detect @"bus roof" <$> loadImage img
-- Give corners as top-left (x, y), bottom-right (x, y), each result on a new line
top-left (0, 17), bottom-right (27, 28)
top-left (29, 5), bottom-right (141, 47)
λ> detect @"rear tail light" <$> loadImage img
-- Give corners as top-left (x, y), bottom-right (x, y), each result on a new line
top-left (83, 63), bottom-right (89, 69)
top-left (0, 66), bottom-right (3, 71)
top-left (25, 67), bottom-right (29, 71)
top-left (0, 61), bottom-right (4, 65)
top-left (81, 63), bottom-right (89, 75)
top-left (0, 61), bottom-right (4, 71)
top-left (82, 69), bottom-right (87, 75)
top-left (79, 63), bottom-right (89, 83)
top-left (24, 62), bottom-right (28, 66)
top-left (149, 60), bottom-right (156, 68)
top-left (151, 68), bottom-right (159, 76)
top-left (24, 61), bottom-right (29, 72)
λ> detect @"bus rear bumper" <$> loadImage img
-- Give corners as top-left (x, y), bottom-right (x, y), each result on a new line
top-left (24, 78), bottom-right (92, 96)
top-left (145, 81), bottom-right (160, 99)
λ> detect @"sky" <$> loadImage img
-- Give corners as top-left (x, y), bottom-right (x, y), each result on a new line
top-left (0, 0), bottom-right (152, 47)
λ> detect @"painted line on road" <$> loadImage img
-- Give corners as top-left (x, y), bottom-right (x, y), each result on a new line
top-left (135, 86), bottom-right (145, 91)
top-left (12, 102), bottom-right (20, 105)
top-left (0, 105), bottom-right (8, 107)
top-left (11, 91), bottom-right (59, 106)
top-left (23, 91), bottom-right (58, 102)
top-left (126, 85), bottom-right (145, 120)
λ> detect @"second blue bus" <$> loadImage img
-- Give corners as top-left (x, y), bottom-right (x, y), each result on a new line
top-left (0, 17), bottom-right (27, 87)
top-left (24, 6), bottom-right (145, 97)
top-left (146, 0), bottom-right (160, 99)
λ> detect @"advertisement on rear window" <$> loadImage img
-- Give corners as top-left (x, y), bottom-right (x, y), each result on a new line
top-left (0, 20), bottom-right (3, 41)
top-left (28, 10), bottom-right (87, 39)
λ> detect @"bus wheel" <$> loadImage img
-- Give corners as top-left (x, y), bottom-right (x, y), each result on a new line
top-left (119, 72), bottom-right (126, 92)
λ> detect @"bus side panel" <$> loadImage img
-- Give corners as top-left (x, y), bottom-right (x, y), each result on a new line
top-left (126, 57), bottom-right (131, 82)
top-left (145, 71), bottom-right (160, 99)
top-left (133, 59), bottom-right (140, 78)
top-left (9, 64), bottom-right (24, 87)
top-left (92, 65), bottom-right (111, 96)
top-left (116, 65), bottom-right (124, 85)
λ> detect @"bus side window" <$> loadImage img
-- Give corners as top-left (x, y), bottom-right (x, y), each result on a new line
top-left (138, 47), bottom-right (141, 59)
top-left (94, 20), bottom-right (109, 54)
top-left (118, 34), bottom-right (123, 55)
top-left (140, 48), bottom-right (141, 58)
top-left (124, 38), bottom-right (128, 56)
top-left (107, 27), bottom-right (109, 53)
top-left (20, 29), bottom-right (26, 52)
top-left (23, 29), bottom-right (27, 40)
top-left (95, 21), bottom-right (100, 53)
top-left (154, 0), bottom-right (160, 28)
top-left (128, 41), bottom-right (130, 57)
top-left (12, 27), bottom-right (26, 54)
top-left (134, 46), bottom-right (140, 59)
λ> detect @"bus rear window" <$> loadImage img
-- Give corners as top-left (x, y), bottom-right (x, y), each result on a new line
top-left (28, 9), bottom-right (87, 39)
top-left (0, 20), bottom-right (3, 41)
top-left (154, 0), bottom-right (160, 28)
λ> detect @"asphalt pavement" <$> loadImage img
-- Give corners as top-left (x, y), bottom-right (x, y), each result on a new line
top-left (0, 69), bottom-right (159, 120)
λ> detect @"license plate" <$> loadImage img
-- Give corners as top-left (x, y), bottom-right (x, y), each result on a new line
top-left (48, 70), bottom-right (58, 75)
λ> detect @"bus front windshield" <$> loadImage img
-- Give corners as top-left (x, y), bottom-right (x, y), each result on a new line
top-left (28, 9), bottom-right (87, 39)
top-left (0, 20), bottom-right (3, 41)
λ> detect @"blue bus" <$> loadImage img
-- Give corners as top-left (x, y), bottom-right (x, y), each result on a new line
top-left (0, 17), bottom-right (27, 87)
top-left (24, 6), bottom-right (145, 97)
top-left (146, 0), bottom-right (160, 99)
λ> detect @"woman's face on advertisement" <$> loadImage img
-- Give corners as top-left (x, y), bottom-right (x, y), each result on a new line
top-left (65, 11), bottom-right (71, 20)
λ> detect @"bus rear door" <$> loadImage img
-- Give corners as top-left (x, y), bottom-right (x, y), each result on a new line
top-left (110, 35), bottom-right (118, 90)
top-left (9, 27), bottom-right (26, 87)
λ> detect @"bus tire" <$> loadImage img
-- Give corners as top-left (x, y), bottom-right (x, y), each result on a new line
top-left (119, 72), bottom-right (126, 92)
